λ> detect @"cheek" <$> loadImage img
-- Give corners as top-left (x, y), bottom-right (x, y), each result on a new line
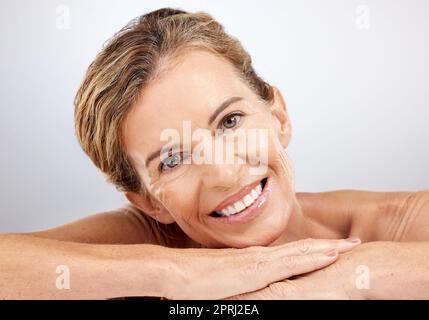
top-left (268, 130), bottom-right (295, 186)
top-left (153, 179), bottom-right (199, 224)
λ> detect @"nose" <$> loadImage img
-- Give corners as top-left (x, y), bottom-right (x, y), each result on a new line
top-left (201, 162), bottom-right (241, 190)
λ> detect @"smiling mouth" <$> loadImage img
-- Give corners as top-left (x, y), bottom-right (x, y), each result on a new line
top-left (210, 177), bottom-right (268, 218)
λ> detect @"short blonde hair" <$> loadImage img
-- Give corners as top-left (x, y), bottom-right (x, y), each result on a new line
top-left (74, 7), bottom-right (274, 194)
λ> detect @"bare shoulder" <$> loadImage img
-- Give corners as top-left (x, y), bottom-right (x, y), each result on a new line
top-left (351, 188), bottom-right (429, 241)
top-left (296, 189), bottom-right (429, 242)
top-left (392, 189), bottom-right (429, 241)
top-left (26, 205), bottom-right (200, 247)
top-left (296, 190), bottom-right (385, 239)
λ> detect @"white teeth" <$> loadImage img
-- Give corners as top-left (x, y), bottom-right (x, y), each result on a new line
top-left (222, 206), bottom-right (229, 215)
top-left (234, 201), bottom-right (246, 212)
top-left (243, 194), bottom-right (254, 207)
top-left (227, 206), bottom-right (235, 215)
top-left (251, 189), bottom-right (259, 199)
top-left (215, 180), bottom-right (265, 217)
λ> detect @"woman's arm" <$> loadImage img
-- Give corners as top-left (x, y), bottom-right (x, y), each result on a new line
top-left (0, 233), bottom-right (168, 299)
top-left (0, 233), bottom-right (361, 299)
top-left (353, 241), bottom-right (429, 299)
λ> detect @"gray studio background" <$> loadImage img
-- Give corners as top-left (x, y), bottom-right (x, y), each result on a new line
top-left (1, 0), bottom-right (428, 232)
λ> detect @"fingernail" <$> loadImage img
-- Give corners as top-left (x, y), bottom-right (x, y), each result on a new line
top-left (345, 236), bottom-right (361, 243)
top-left (324, 249), bottom-right (337, 257)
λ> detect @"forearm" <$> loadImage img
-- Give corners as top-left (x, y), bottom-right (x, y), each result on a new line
top-left (345, 241), bottom-right (429, 299)
top-left (0, 234), bottom-right (172, 299)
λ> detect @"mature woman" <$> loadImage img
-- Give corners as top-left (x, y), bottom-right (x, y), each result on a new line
top-left (1, 8), bottom-right (428, 300)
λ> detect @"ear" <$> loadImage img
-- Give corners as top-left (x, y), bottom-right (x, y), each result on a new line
top-left (125, 191), bottom-right (175, 224)
top-left (269, 86), bottom-right (292, 148)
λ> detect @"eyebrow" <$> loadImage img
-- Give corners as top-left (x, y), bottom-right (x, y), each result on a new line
top-left (145, 96), bottom-right (244, 167)
top-left (207, 96), bottom-right (243, 125)
top-left (146, 143), bottom-right (181, 167)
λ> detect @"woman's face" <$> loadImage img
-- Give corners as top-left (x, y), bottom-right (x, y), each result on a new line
top-left (123, 49), bottom-right (297, 248)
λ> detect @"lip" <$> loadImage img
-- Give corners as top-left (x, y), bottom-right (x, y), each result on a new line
top-left (208, 176), bottom-right (271, 224)
top-left (211, 178), bottom-right (263, 213)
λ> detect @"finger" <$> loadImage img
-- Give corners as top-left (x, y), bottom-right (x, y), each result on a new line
top-left (214, 238), bottom-right (359, 299)
top-left (271, 237), bottom-right (361, 256)
top-left (276, 250), bottom-right (339, 279)
top-left (235, 249), bottom-right (338, 295)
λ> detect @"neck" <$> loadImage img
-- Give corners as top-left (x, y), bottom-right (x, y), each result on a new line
top-left (267, 191), bottom-right (352, 246)
top-left (267, 196), bottom-right (315, 246)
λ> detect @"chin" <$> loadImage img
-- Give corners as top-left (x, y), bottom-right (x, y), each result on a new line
top-left (218, 211), bottom-right (292, 249)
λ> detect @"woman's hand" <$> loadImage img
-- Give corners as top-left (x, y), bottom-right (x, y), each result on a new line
top-left (163, 237), bottom-right (361, 299)
top-left (226, 243), bottom-right (364, 300)
top-left (227, 240), bottom-right (429, 300)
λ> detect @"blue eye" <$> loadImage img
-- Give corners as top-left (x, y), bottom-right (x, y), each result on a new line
top-left (159, 152), bottom-right (192, 172)
top-left (160, 153), bottom-right (182, 172)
